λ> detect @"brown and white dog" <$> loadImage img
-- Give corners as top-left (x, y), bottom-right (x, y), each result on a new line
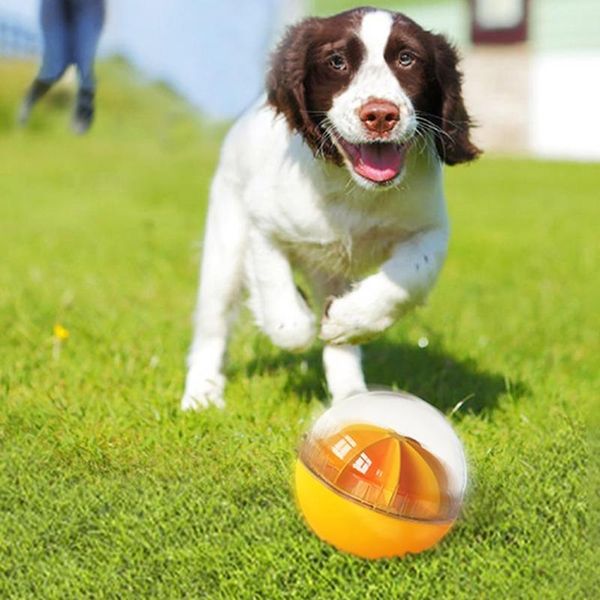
top-left (182, 7), bottom-right (480, 410)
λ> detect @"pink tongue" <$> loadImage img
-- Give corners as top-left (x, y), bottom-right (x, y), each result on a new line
top-left (353, 144), bottom-right (406, 182)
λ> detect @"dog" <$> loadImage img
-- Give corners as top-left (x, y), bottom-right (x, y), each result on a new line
top-left (182, 7), bottom-right (480, 410)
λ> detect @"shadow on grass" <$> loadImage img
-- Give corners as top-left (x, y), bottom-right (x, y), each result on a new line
top-left (242, 337), bottom-right (527, 416)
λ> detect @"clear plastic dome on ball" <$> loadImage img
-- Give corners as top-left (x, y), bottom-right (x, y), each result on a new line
top-left (295, 391), bottom-right (468, 558)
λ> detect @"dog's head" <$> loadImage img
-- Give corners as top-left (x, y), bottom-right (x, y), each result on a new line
top-left (267, 8), bottom-right (481, 189)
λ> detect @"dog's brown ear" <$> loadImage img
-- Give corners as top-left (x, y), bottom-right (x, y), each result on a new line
top-left (266, 19), bottom-right (322, 149)
top-left (431, 34), bottom-right (482, 165)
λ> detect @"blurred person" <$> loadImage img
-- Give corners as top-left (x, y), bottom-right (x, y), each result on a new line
top-left (18, 0), bottom-right (106, 133)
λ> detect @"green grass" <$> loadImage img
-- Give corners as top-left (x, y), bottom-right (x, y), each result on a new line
top-left (314, 0), bottom-right (443, 17)
top-left (0, 60), bottom-right (597, 598)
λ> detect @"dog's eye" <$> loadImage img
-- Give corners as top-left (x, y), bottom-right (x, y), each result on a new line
top-left (398, 51), bottom-right (415, 67)
top-left (328, 53), bottom-right (347, 71)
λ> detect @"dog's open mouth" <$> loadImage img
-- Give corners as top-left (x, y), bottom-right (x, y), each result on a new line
top-left (337, 139), bottom-right (410, 184)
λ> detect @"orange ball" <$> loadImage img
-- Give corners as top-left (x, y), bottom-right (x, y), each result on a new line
top-left (295, 391), bottom-right (467, 559)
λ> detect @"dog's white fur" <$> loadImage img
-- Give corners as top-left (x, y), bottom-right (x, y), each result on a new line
top-left (182, 11), bottom-right (449, 410)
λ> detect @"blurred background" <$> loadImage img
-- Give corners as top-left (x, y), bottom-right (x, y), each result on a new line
top-left (1, 0), bottom-right (599, 160)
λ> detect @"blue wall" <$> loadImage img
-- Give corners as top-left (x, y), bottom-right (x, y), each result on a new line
top-left (102, 0), bottom-right (300, 119)
top-left (0, 0), bottom-right (304, 119)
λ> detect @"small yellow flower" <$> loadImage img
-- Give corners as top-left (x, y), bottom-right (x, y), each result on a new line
top-left (53, 323), bottom-right (70, 341)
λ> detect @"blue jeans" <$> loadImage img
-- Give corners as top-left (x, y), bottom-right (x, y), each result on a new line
top-left (38, 0), bottom-right (105, 91)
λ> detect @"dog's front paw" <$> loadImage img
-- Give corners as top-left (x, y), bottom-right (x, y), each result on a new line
top-left (320, 294), bottom-right (394, 345)
top-left (263, 307), bottom-right (316, 352)
top-left (181, 371), bottom-right (225, 411)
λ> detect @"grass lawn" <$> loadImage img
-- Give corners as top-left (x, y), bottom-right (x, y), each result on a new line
top-left (314, 0), bottom-right (439, 16)
top-left (0, 60), bottom-right (597, 598)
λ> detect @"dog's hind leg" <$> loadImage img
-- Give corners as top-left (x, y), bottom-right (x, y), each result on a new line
top-left (182, 173), bottom-right (247, 411)
top-left (323, 344), bottom-right (367, 404)
top-left (310, 272), bottom-right (368, 403)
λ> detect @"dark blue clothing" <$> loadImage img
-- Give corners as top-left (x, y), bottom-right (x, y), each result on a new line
top-left (38, 0), bottom-right (105, 91)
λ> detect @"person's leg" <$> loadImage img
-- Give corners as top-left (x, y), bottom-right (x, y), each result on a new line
top-left (71, 0), bottom-right (106, 133)
top-left (38, 0), bottom-right (71, 84)
top-left (19, 0), bottom-right (70, 124)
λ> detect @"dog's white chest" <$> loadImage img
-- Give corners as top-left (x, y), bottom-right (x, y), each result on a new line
top-left (249, 173), bottom-right (433, 279)
top-left (279, 225), bottom-right (404, 278)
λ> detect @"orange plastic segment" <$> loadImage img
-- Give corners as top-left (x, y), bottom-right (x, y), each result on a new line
top-left (394, 440), bottom-right (441, 519)
top-left (295, 460), bottom-right (453, 559)
top-left (335, 437), bottom-right (401, 505)
top-left (406, 439), bottom-right (449, 494)
top-left (317, 425), bottom-right (390, 473)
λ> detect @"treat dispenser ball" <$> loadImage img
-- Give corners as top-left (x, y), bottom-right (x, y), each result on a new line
top-left (295, 391), bottom-right (467, 559)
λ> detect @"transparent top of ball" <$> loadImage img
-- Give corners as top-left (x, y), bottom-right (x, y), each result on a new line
top-left (299, 391), bottom-right (467, 522)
